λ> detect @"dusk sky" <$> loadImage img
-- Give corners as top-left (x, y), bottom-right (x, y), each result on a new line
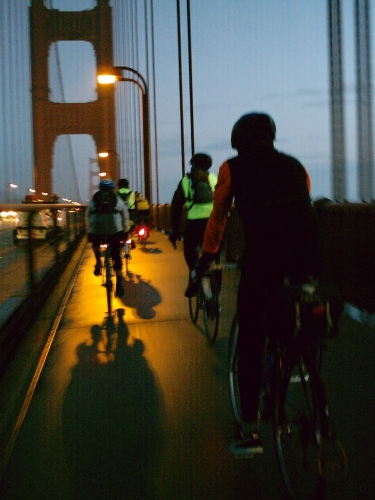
top-left (0, 0), bottom-right (373, 204)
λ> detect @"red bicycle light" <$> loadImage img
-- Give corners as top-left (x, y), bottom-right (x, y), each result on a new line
top-left (138, 228), bottom-right (145, 236)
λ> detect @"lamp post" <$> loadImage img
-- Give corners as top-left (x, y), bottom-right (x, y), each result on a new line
top-left (98, 66), bottom-right (152, 203)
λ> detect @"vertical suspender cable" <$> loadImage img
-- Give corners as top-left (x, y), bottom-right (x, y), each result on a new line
top-left (186, 0), bottom-right (195, 156)
top-left (134, 0), bottom-right (143, 192)
top-left (150, 0), bottom-right (159, 204)
top-left (2, 0), bottom-right (11, 190)
top-left (144, 0), bottom-right (150, 197)
top-left (176, 0), bottom-right (186, 177)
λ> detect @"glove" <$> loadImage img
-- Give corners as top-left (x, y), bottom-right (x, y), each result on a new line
top-left (168, 231), bottom-right (179, 248)
top-left (196, 252), bottom-right (215, 279)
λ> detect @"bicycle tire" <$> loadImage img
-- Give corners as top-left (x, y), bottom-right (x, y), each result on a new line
top-left (105, 249), bottom-right (113, 315)
top-left (273, 356), bottom-right (327, 500)
top-left (125, 247), bottom-right (131, 275)
top-left (189, 294), bottom-right (199, 324)
top-left (203, 297), bottom-right (220, 342)
top-left (228, 315), bottom-right (242, 425)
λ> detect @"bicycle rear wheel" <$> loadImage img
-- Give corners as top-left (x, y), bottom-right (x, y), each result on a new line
top-left (203, 297), bottom-right (220, 342)
top-left (189, 294), bottom-right (200, 324)
top-left (202, 274), bottom-right (220, 342)
top-left (124, 243), bottom-right (131, 275)
top-left (228, 315), bottom-right (242, 425)
top-left (274, 357), bottom-right (327, 500)
top-left (105, 250), bottom-right (113, 315)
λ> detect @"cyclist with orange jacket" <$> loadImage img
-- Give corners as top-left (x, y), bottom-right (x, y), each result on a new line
top-left (186, 113), bottom-right (323, 457)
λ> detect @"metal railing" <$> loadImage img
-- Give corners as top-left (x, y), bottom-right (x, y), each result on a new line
top-left (0, 204), bottom-right (87, 371)
top-left (150, 202), bottom-right (375, 313)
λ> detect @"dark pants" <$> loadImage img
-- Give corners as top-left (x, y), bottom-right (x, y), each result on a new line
top-left (183, 218), bottom-right (209, 270)
top-left (236, 271), bottom-right (268, 424)
top-left (89, 232), bottom-right (123, 271)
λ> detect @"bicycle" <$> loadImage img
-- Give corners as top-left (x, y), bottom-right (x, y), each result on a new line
top-left (189, 262), bottom-right (238, 342)
top-left (228, 279), bottom-right (347, 500)
top-left (99, 238), bottom-right (115, 317)
top-left (134, 217), bottom-right (150, 246)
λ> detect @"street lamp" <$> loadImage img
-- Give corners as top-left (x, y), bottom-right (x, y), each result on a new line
top-left (6, 183), bottom-right (18, 203)
top-left (97, 66), bottom-right (152, 203)
top-left (98, 149), bottom-right (120, 177)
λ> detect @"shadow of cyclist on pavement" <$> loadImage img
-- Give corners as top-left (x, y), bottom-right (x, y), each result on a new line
top-left (120, 273), bottom-right (161, 319)
top-left (62, 308), bottom-right (166, 500)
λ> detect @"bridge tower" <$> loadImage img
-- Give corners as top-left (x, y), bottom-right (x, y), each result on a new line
top-left (29, 0), bottom-right (118, 198)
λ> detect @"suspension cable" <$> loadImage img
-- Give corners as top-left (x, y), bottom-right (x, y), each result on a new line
top-left (150, 0), bottom-right (160, 204)
top-left (186, 0), bottom-right (195, 156)
top-left (176, 0), bottom-right (186, 177)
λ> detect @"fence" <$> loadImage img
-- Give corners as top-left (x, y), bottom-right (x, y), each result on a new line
top-left (150, 202), bottom-right (375, 313)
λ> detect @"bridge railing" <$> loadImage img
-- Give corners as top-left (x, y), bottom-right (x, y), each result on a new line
top-left (0, 204), bottom-right (87, 372)
top-left (0, 200), bottom-right (373, 372)
top-left (150, 202), bottom-right (375, 313)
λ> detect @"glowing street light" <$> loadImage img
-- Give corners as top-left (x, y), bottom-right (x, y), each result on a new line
top-left (6, 183), bottom-right (18, 203)
top-left (97, 66), bottom-right (152, 202)
top-left (98, 150), bottom-right (120, 179)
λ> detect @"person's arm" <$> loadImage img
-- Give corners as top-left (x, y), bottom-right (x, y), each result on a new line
top-left (202, 161), bottom-right (233, 255)
top-left (119, 198), bottom-right (130, 233)
top-left (171, 179), bottom-right (185, 233)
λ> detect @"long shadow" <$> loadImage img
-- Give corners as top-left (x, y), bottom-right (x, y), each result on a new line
top-left (62, 309), bottom-right (166, 500)
top-left (121, 273), bottom-right (162, 319)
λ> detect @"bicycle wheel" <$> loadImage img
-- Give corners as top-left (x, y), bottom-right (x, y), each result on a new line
top-left (105, 249), bottom-right (113, 315)
top-left (228, 314), bottom-right (242, 425)
top-left (189, 293), bottom-right (200, 323)
top-left (202, 275), bottom-right (220, 342)
top-left (124, 243), bottom-right (131, 275)
top-left (274, 357), bottom-right (327, 500)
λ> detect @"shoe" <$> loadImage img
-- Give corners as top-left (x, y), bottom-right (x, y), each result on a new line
top-left (228, 431), bottom-right (264, 459)
top-left (115, 278), bottom-right (124, 297)
top-left (185, 278), bottom-right (200, 298)
top-left (94, 264), bottom-right (100, 276)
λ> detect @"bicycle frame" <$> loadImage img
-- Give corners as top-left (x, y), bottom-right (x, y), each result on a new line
top-left (228, 313), bottom-right (347, 499)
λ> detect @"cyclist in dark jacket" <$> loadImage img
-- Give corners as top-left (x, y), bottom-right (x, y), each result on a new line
top-left (88, 179), bottom-right (130, 297)
top-left (187, 113), bottom-right (324, 457)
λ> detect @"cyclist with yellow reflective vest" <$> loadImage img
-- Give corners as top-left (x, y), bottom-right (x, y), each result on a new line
top-left (117, 178), bottom-right (137, 220)
top-left (169, 153), bottom-right (218, 296)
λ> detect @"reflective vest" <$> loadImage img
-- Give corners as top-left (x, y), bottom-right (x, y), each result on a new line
top-left (118, 188), bottom-right (136, 210)
top-left (181, 172), bottom-right (217, 220)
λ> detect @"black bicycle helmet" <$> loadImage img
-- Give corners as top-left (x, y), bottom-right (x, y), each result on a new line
top-left (99, 178), bottom-right (116, 190)
top-left (231, 112), bottom-right (276, 149)
top-left (118, 178), bottom-right (129, 189)
top-left (189, 153), bottom-right (212, 171)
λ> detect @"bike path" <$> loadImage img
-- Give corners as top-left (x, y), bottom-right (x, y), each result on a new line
top-left (0, 230), bottom-right (373, 499)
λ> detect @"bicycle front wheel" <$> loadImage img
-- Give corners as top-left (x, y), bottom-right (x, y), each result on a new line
top-left (274, 358), bottom-right (327, 500)
top-left (228, 314), bottom-right (242, 425)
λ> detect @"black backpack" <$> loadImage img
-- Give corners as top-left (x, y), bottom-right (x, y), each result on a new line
top-left (187, 169), bottom-right (214, 206)
top-left (93, 190), bottom-right (118, 214)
